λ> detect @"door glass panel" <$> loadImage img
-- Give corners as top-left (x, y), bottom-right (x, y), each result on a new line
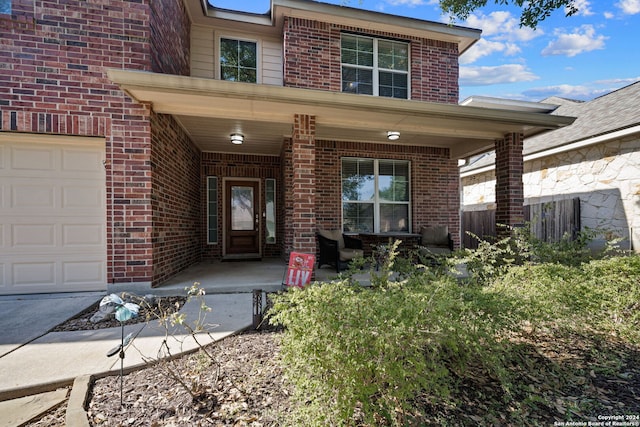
top-left (231, 186), bottom-right (254, 231)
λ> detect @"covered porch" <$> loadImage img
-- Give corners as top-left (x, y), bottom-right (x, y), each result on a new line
top-left (108, 258), bottom-right (358, 296)
top-left (107, 69), bottom-right (575, 290)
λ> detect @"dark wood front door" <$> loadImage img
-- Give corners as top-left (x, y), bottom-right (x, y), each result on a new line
top-left (225, 180), bottom-right (260, 257)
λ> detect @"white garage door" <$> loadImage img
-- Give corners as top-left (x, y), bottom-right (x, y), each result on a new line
top-left (0, 134), bottom-right (106, 295)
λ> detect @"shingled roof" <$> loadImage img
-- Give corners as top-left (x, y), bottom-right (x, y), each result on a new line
top-left (462, 81), bottom-right (640, 173)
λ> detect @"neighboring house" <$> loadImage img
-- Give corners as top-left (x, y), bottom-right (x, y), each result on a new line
top-left (461, 82), bottom-right (640, 252)
top-left (0, 0), bottom-right (573, 295)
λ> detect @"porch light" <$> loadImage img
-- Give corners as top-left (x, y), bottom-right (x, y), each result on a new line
top-left (230, 133), bottom-right (244, 145)
top-left (387, 131), bottom-right (400, 141)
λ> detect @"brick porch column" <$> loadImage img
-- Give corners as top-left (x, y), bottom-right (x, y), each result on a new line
top-left (283, 114), bottom-right (317, 255)
top-left (495, 132), bottom-right (524, 238)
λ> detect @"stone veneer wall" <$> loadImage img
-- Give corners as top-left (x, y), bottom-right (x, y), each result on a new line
top-left (462, 136), bottom-right (640, 251)
top-left (315, 140), bottom-right (460, 247)
top-left (282, 17), bottom-right (460, 104)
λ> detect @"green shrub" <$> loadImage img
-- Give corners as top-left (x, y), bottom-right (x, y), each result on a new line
top-left (268, 272), bottom-right (525, 425)
top-left (269, 225), bottom-right (639, 425)
top-left (488, 255), bottom-right (640, 341)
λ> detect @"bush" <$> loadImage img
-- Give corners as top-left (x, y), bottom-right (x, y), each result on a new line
top-left (268, 271), bottom-right (524, 425)
top-left (269, 229), bottom-right (640, 425)
top-left (489, 255), bottom-right (640, 341)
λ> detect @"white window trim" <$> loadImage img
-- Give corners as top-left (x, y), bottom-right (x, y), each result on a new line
top-left (340, 34), bottom-right (410, 99)
top-left (341, 158), bottom-right (412, 233)
top-left (216, 34), bottom-right (261, 84)
top-left (265, 178), bottom-right (276, 244)
top-left (207, 176), bottom-right (218, 245)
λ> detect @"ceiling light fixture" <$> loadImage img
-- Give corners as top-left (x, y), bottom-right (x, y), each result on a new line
top-left (387, 131), bottom-right (400, 141)
top-left (230, 133), bottom-right (244, 145)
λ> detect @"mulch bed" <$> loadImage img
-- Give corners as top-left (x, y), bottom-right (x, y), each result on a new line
top-left (23, 297), bottom-right (640, 426)
top-left (50, 295), bottom-right (187, 332)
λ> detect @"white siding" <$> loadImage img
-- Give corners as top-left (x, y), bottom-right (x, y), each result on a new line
top-left (190, 25), bottom-right (283, 85)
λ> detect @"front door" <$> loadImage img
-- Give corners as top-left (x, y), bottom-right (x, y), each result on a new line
top-left (225, 180), bottom-right (260, 258)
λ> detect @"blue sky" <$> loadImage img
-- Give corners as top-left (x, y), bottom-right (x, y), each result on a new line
top-left (210, 0), bottom-right (640, 102)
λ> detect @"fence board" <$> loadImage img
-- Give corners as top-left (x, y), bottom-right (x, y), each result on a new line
top-left (462, 198), bottom-right (581, 249)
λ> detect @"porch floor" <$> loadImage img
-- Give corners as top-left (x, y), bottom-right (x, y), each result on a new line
top-left (109, 258), bottom-right (362, 296)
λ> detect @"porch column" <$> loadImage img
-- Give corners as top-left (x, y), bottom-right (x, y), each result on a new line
top-left (495, 132), bottom-right (524, 238)
top-left (283, 114), bottom-right (317, 255)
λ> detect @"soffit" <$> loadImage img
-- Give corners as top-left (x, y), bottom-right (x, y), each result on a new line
top-left (107, 69), bottom-right (575, 159)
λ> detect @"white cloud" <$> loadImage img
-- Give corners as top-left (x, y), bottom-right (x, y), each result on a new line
top-left (523, 84), bottom-right (594, 100)
top-left (541, 25), bottom-right (607, 57)
top-left (603, 11), bottom-right (615, 18)
top-left (465, 11), bottom-right (541, 42)
top-left (616, 0), bottom-right (640, 14)
top-left (460, 39), bottom-right (521, 64)
top-left (460, 64), bottom-right (538, 86)
top-left (521, 77), bottom-right (640, 101)
top-left (593, 76), bottom-right (640, 86)
top-left (568, 0), bottom-right (594, 16)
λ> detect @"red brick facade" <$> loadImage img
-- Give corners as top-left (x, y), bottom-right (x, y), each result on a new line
top-left (1, 1), bottom-right (522, 290)
top-left (283, 17), bottom-right (460, 104)
top-left (150, 112), bottom-right (201, 285)
top-left (495, 132), bottom-right (525, 236)
top-left (0, 0), bottom-right (193, 287)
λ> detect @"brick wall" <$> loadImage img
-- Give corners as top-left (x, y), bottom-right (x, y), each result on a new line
top-left (0, 0), bottom-right (155, 285)
top-left (495, 132), bottom-right (524, 236)
top-left (315, 140), bottom-right (460, 247)
top-left (283, 16), bottom-right (459, 103)
top-left (283, 114), bottom-right (317, 255)
top-left (201, 152), bottom-right (282, 259)
top-left (150, 0), bottom-right (190, 75)
top-left (150, 112), bottom-right (201, 285)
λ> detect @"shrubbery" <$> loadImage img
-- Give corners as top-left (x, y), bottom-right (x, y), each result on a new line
top-left (268, 229), bottom-right (640, 426)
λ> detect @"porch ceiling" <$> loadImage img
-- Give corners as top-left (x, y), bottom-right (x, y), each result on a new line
top-left (107, 69), bottom-right (576, 159)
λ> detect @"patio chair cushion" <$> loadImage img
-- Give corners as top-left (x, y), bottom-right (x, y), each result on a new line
top-left (317, 228), bottom-right (345, 249)
top-left (421, 225), bottom-right (449, 246)
top-left (339, 247), bottom-right (364, 262)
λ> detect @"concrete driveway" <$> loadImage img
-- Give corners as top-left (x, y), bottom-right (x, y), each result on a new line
top-left (0, 292), bottom-right (102, 358)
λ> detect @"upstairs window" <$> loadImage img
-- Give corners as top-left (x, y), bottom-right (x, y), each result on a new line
top-left (342, 158), bottom-right (410, 233)
top-left (220, 38), bottom-right (257, 83)
top-left (341, 34), bottom-right (409, 99)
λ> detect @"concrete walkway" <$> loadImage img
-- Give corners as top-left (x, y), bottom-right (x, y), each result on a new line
top-left (0, 292), bottom-right (253, 426)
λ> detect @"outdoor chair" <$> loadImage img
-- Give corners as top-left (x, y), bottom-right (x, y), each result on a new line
top-left (417, 225), bottom-right (454, 261)
top-left (317, 229), bottom-right (364, 273)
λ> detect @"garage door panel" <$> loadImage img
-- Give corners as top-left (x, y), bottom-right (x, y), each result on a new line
top-left (0, 135), bottom-right (106, 294)
top-left (12, 183), bottom-right (56, 209)
top-left (5, 221), bottom-right (104, 251)
top-left (63, 223), bottom-right (104, 247)
top-left (1, 255), bottom-right (105, 292)
top-left (11, 146), bottom-right (56, 171)
top-left (63, 260), bottom-right (105, 284)
top-left (12, 261), bottom-right (56, 287)
top-left (62, 185), bottom-right (104, 210)
top-left (62, 148), bottom-right (104, 173)
top-left (12, 224), bottom-right (56, 248)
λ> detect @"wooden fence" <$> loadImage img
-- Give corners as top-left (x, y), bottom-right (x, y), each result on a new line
top-left (462, 198), bottom-right (581, 249)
